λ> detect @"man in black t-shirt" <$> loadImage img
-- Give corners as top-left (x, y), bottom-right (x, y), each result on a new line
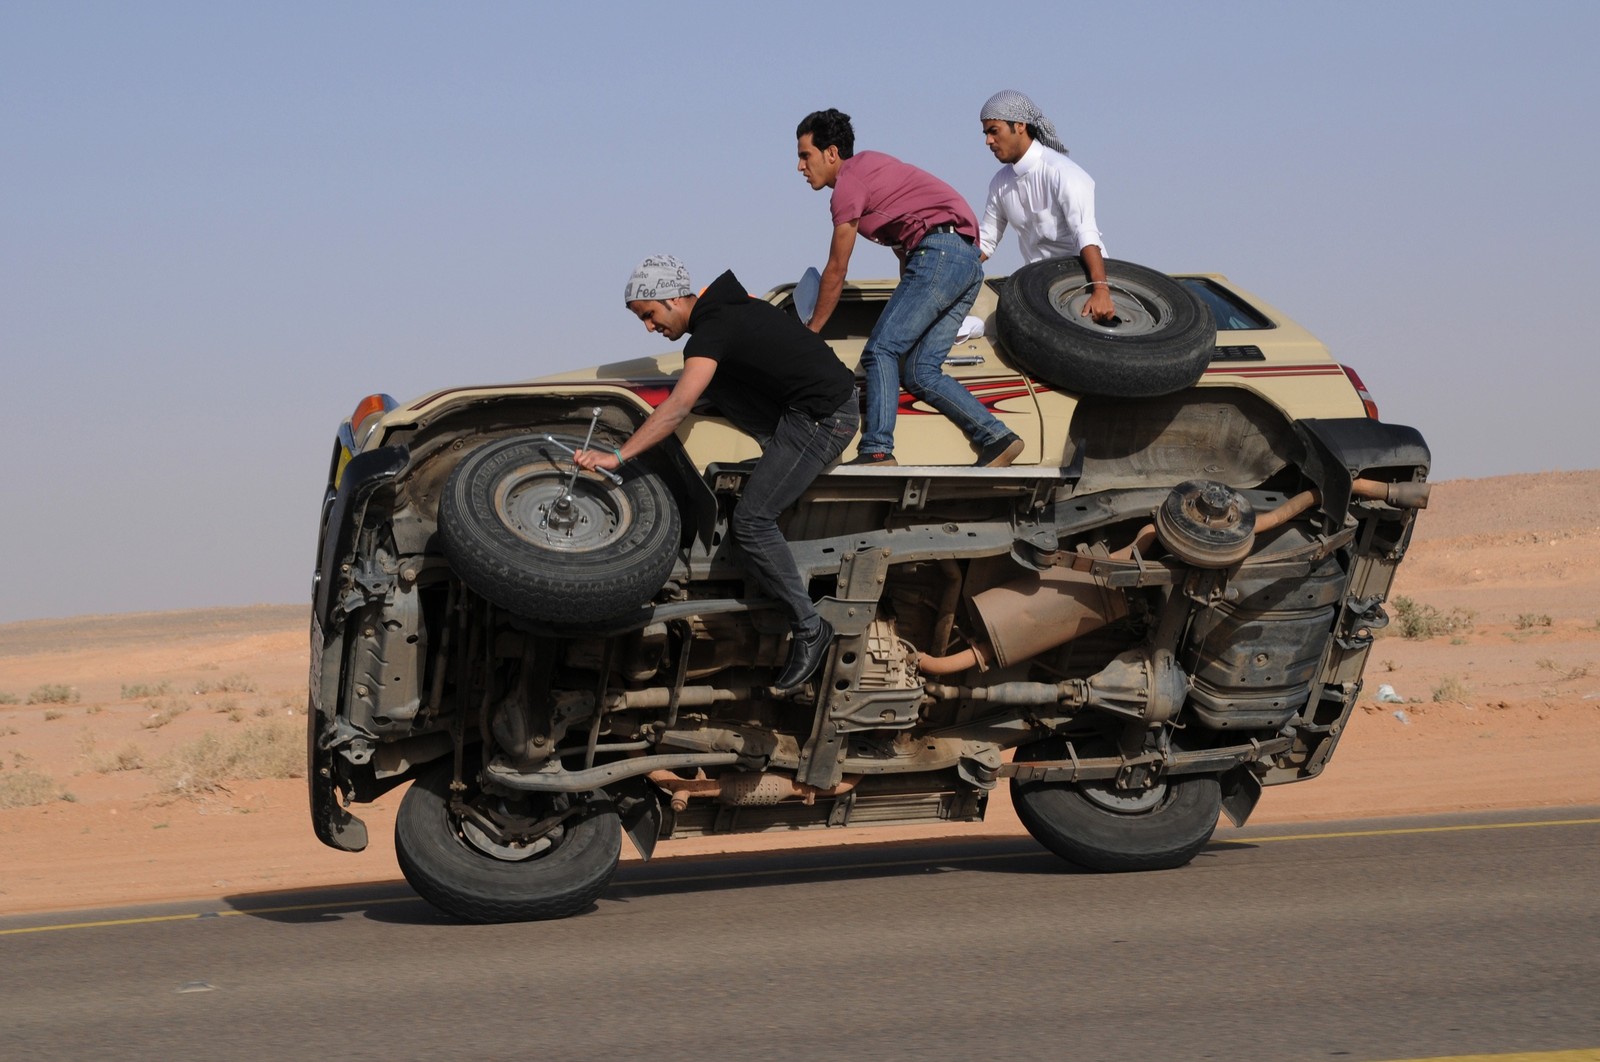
top-left (575, 254), bottom-right (858, 692)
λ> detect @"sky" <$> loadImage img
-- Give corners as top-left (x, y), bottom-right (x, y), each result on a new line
top-left (2, 0), bottom-right (1597, 623)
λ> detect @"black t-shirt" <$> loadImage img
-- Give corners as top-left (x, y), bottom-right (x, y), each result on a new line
top-left (684, 270), bottom-right (854, 422)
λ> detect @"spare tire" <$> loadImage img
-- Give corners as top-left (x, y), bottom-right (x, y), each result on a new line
top-left (995, 257), bottom-right (1215, 398)
top-left (439, 434), bottom-right (681, 624)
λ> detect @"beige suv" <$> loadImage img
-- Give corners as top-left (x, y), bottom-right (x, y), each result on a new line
top-left (308, 258), bottom-right (1430, 923)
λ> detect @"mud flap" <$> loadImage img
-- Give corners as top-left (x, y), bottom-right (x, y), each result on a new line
top-left (1219, 764), bottom-right (1263, 828)
top-left (309, 726), bottom-right (370, 852)
top-left (611, 776), bottom-right (664, 861)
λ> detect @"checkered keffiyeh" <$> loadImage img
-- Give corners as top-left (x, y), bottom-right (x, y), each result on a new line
top-left (980, 89), bottom-right (1067, 155)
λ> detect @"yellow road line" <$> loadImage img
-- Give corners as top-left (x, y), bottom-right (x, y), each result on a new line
top-left (0, 895), bottom-right (416, 936)
top-left (1234, 817), bottom-right (1600, 844)
top-left (1379, 1051), bottom-right (1600, 1061)
top-left (3, 815), bottom-right (1597, 937)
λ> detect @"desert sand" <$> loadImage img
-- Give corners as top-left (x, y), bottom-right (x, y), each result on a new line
top-left (3, 470), bottom-right (1598, 916)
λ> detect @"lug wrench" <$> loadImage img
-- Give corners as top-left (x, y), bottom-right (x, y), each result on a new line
top-left (540, 424), bottom-right (624, 486)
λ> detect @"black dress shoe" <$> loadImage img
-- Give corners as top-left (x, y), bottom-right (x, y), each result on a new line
top-left (773, 618), bottom-right (834, 691)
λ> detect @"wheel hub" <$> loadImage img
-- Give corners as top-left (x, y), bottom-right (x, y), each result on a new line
top-left (494, 466), bottom-right (631, 552)
top-left (1155, 479), bottom-right (1257, 567)
top-left (461, 818), bottom-right (556, 862)
top-left (1048, 278), bottom-right (1167, 336)
top-left (1078, 779), bottom-right (1167, 813)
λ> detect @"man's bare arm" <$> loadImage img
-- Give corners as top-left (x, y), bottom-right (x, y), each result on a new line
top-left (1080, 244), bottom-right (1115, 323)
top-left (574, 357), bottom-right (717, 471)
top-left (808, 221), bottom-right (858, 334)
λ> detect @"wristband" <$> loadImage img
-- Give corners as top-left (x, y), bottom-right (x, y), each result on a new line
top-left (612, 447), bottom-right (625, 464)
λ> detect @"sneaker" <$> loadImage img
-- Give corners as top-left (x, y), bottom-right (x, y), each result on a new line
top-left (772, 618), bottom-right (834, 691)
top-left (974, 433), bottom-right (1024, 468)
top-left (845, 451), bottom-right (897, 466)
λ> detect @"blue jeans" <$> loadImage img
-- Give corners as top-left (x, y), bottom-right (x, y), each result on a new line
top-left (857, 232), bottom-right (1007, 457)
top-left (724, 394), bottom-right (859, 632)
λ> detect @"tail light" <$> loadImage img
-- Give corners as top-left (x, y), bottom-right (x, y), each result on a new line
top-left (334, 393), bottom-right (397, 487)
top-left (1340, 366), bottom-right (1380, 420)
top-left (349, 393), bottom-right (398, 449)
top-left (625, 384), bottom-right (673, 408)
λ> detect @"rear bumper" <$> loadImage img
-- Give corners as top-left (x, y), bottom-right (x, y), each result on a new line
top-left (307, 445), bottom-right (408, 852)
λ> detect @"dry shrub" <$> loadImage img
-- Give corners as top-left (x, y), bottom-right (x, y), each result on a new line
top-left (1391, 597), bottom-right (1475, 640)
top-left (42, 709), bottom-right (64, 721)
top-left (0, 691), bottom-right (19, 705)
top-left (1432, 675), bottom-right (1470, 703)
top-left (0, 766), bottom-right (61, 808)
top-left (27, 684), bottom-right (78, 705)
top-left (121, 682), bottom-right (170, 699)
top-left (159, 721), bottom-right (304, 796)
top-left (1536, 658), bottom-right (1589, 681)
top-left (194, 674), bottom-right (256, 695)
top-left (1513, 613), bottom-right (1553, 630)
top-left (93, 742), bottom-right (147, 773)
top-left (140, 699), bottom-right (191, 730)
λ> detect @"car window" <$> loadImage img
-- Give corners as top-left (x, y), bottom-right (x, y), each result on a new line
top-left (779, 293), bottom-right (890, 340)
top-left (1177, 279), bottom-right (1274, 331)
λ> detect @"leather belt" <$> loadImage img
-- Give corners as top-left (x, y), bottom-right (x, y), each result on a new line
top-left (924, 222), bottom-right (973, 244)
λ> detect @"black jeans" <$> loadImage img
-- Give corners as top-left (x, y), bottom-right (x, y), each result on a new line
top-left (717, 391), bottom-right (858, 632)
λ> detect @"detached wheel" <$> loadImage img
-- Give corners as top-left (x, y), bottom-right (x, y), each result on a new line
top-left (440, 433), bottom-right (681, 624)
top-left (1011, 739), bottom-right (1222, 872)
top-left (395, 759), bottom-right (622, 923)
top-left (996, 257), bottom-right (1215, 398)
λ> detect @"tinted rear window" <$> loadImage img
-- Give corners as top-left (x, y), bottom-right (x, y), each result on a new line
top-left (1178, 278), bottom-right (1273, 331)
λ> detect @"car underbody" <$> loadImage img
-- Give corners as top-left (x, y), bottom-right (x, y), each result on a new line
top-left (309, 375), bottom-right (1429, 922)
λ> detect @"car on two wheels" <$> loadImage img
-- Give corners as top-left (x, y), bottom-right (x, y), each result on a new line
top-left (308, 257), bottom-right (1430, 922)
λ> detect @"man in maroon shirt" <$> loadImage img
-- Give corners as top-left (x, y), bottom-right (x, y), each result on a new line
top-left (796, 107), bottom-right (1022, 468)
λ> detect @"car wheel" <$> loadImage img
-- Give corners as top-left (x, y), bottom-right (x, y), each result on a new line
top-left (995, 257), bottom-right (1215, 398)
top-left (439, 434), bottom-right (681, 624)
top-left (395, 759), bottom-right (622, 923)
top-left (1010, 738), bottom-right (1222, 872)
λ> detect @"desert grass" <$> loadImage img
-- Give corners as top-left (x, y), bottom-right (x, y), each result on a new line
top-left (77, 730), bottom-right (147, 773)
top-left (1536, 658), bottom-right (1590, 681)
top-left (1432, 674), bottom-right (1470, 703)
top-left (159, 721), bottom-right (303, 796)
top-left (1391, 597), bottom-right (1475, 640)
top-left (140, 699), bottom-right (191, 730)
top-left (0, 766), bottom-right (61, 808)
top-left (121, 682), bottom-right (171, 699)
top-left (42, 709), bottom-right (65, 721)
top-left (96, 743), bottom-right (148, 773)
top-left (194, 674), bottom-right (256, 695)
top-left (1514, 613), bottom-right (1554, 630)
top-left (0, 691), bottom-right (19, 705)
top-left (27, 684), bottom-right (79, 705)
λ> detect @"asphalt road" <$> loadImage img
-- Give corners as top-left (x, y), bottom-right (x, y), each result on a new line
top-left (3, 807), bottom-right (1597, 1062)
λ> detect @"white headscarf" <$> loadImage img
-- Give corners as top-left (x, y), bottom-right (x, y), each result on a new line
top-left (980, 89), bottom-right (1067, 155)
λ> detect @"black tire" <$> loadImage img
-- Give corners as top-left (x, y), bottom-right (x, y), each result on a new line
top-left (439, 434), bottom-right (681, 624)
top-left (1011, 739), bottom-right (1222, 872)
top-left (395, 759), bottom-right (622, 923)
top-left (995, 257), bottom-right (1215, 398)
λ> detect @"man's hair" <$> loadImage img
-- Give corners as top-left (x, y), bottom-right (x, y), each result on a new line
top-left (797, 109), bottom-right (854, 159)
top-left (990, 118), bottom-right (1039, 143)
